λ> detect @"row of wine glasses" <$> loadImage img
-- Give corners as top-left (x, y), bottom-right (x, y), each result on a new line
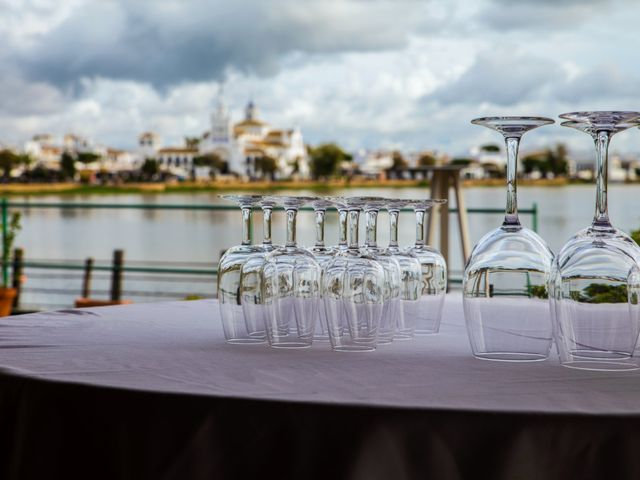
top-left (217, 195), bottom-right (447, 351)
top-left (464, 111), bottom-right (640, 371)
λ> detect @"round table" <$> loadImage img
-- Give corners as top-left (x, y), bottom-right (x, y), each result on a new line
top-left (0, 295), bottom-right (639, 479)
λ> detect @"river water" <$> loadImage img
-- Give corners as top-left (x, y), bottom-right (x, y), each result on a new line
top-left (13, 184), bottom-right (640, 309)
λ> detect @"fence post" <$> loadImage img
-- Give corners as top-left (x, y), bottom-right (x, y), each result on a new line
top-left (110, 250), bottom-right (124, 301)
top-left (82, 257), bottom-right (94, 298)
top-left (532, 202), bottom-right (538, 233)
top-left (1, 198), bottom-right (7, 288)
top-left (11, 247), bottom-right (23, 308)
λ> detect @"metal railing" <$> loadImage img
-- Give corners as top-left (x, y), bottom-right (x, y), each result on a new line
top-left (0, 198), bottom-right (538, 308)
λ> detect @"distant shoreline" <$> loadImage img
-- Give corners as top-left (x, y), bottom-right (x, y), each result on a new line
top-left (0, 177), bottom-right (627, 195)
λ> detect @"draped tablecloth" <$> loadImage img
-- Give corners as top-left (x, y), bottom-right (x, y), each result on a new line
top-left (0, 294), bottom-right (639, 480)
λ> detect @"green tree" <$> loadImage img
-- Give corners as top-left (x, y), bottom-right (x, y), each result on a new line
top-left (185, 136), bottom-right (201, 149)
top-left (391, 151), bottom-right (408, 170)
top-left (141, 158), bottom-right (159, 180)
top-left (480, 143), bottom-right (501, 153)
top-left (193, 152), bottom-right (225, 171)
top-left (417, 153), bottom-right (437, 167)
top-left (0, 150), bottom-right (19, 179)
top-left (451, 157), bottom-right (474, 166)
top-left (60, 152), bottom-right (76, 180)
top-left (77, 152), bottom-right (101, 164)
top-left (309, 143), bottom-right (351, 179)
top-left (254, 155), bottom-right (278, 179)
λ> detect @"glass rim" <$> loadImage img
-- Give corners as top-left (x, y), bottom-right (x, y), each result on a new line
top-left (471, 116), bottom-right (555, 125)
top-left (559, 110), bottom-right (640, 120)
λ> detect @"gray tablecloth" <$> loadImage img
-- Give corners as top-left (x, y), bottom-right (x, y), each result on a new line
top-left (0, 294), bottom-right (638, 415)
top-left (1, 295), bottom-right (640, 480)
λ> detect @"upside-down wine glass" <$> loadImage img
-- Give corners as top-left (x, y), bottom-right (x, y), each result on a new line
top-left (308, 198), bottom-right (336, 341)
top-left (262, 196), bottom-right (321, 348)
top-left (406, 199), bottom-right (447, 334)
top-left (239, 196), bottom-right (278, 338)
top-left (464, 117), bottom-right (555, 361)
top-left (323, 197), bottom-right (386, 351)
top-left (554, 112), bottom-right (640, 371)
top-left (383, 199), bottom-right (422, 339)
top-left (362, 197), bottom-right (401, 345)
top-left (217, 195), bottom-right (266, 344)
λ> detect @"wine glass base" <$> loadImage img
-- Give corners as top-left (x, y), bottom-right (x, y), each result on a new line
top-left (414, 329), bottom-right (439, 335)
top-left (474, 352), bottom-right (548, 362)
top-left (561, 361), bottom-right (639, 372)
top-left (269, 341), bottom-right (313, 349)
top-left (332, 345), bottom-right (376, 352)
top-left (226, 338), bottom-right (267, 345)
top-left (394, 332), bottom-right (414, 341)
top-left (377, 337), bottom-right (394, 345)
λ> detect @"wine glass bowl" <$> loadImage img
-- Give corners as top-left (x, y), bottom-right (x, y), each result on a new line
top-left (464, 116), bottom-right (555, 361)
top-left (262, 196), bottom-right (321, 348)
top-left (322, 197), bottom-right (386, 352)
top-left (217, 195), bottom-right (267, 344)
top-left (554, 111), bottom-right (640, 370)
top-left (406, 199), bottom-right (448, 334)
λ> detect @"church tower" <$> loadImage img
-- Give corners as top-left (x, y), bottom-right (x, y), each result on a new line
top-left (210, 86), bottom-right (232, 144)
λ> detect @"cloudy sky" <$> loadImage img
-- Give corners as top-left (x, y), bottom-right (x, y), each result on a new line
top-left (1, 0), bottom-right (640, 155)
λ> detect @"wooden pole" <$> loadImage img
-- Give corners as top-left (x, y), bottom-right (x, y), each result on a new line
top-left (11, 247), bottom-right (23, 308)
top-left (82, 257), bottom-right (94, 299)
top-left (110, 250), bottom-right (124, 301)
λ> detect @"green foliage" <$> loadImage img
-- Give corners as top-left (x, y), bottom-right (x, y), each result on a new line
top-left (480, 143), bottom-right (501, 153)
top-left (391, 151), bottom-right (407, 170)
top-left (528, 285), bottom-right (548, 299)
top-left (141, 158), bottom-right (159, 179)
top-left (193, 153), bottom-right (225, 171)
top-left (77, 152), bottom-right (101, 164)
top-left (631, 229), bottom-right (640, 245)
top-left (570, 283), bottom-right (628, 304)
top-left (521, 144), bottom-right (568, 177)
top-left (0, 150), bottom-right (19, 179)
top-left (417, 153), bottom-right (436, 167)
top-left (60, 152), bottom-right (76, 180)
top-left (451, 158), bottom-right (474, 166)
top-left (2, 211), bottom-right (20, 287)
top-left (184, 137), bottom-right (201, 149)
top-left (254, 156), bottom-right (278, 179)
top-left (309, 143), bottom-right (351, 179)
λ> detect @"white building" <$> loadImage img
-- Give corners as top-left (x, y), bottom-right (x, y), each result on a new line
top-left (199, 95), bottom-right (310, 179)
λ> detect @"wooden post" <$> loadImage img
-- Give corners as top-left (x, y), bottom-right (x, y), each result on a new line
top-left (11, 247), bottom-right (23, 308)
top-left (452, 174), bottom-right (471, 263)
top-left (82, 257), bottom-right (94, 299)
top-left (110, 250), bottom-right (124, 301)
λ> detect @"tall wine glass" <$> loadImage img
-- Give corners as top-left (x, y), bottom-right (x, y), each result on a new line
top-left (308, 198), bottom-right (336, 341)
top-left (383, 199), bottom-right (422, 339)
top-left (239, 196), bottom-right (278, 339)
top-left (217, 195), bottom-right (266, 344)
top-left (464, 117), bottom-right (555, 361)
top-left (262, 196), bottom-right (321, 348)
top-left (554, 112), bottom-right (640, 371)
top-left (406, 199), bottom-right (447, 334)
top-left (323, 197), bottom-right (386, 351)
top-left (362, 196), bottom-right (401, 345)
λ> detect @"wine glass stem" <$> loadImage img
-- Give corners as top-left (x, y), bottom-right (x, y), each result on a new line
top-left (389, 209), bottom-right (399, 248)
top-left (241, 206), bottom-right (252, 245)
top-left (365, 209), bottom-right (378, 248)
top-left (314, 209), bottom-right (325, 247)
top-left (285, 208), bottom-right (297, 247)
top-left (348, 209), bottom-right (360, 250)
top-left (503, 136), bottom-right (521, 227)
top-left (414, 208), bottom-right (426, 246)
top-left (593, 130), bottom-right (611, 228)
top-left (262, 206), bottom-right (272, 245)
top-left (338, 208), bottom-right (348, 248)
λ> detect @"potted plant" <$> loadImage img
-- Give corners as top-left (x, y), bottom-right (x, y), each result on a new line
top-left (0, 211), bottom-right (21, 316)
